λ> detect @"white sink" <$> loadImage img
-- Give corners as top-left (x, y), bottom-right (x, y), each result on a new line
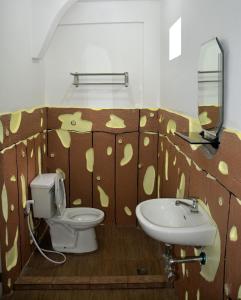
top-left (136, 198), bottom-right (217, 246)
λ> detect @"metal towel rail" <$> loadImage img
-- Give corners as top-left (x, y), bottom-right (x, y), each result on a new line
top-left (70, 72), bottom-right (129, 88)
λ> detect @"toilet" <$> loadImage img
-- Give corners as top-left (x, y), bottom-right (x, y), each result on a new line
top-left (30, 173), bottom-right (104, 254)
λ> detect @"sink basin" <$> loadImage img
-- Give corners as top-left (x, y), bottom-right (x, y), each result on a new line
top-left (136, 198), bottom-right (217, 246)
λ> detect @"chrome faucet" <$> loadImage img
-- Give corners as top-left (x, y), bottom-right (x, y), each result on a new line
top-left (175, 198), bottom-right (199, 213)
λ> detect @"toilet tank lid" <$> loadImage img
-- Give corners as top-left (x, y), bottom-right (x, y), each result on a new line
top-left (30, 173), bottom-right (57, 189)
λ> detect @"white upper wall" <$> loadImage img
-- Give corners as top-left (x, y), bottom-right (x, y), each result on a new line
top-left (160, 0), bottom-right (241, 131)
top-left (0, 0), bottom-right (44, 114)
top-left (31, 0), bottom-right (78, 59)
top-left (44, 0), bottom-right (161, 108)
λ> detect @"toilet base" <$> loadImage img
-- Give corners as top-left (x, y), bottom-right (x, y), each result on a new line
top-left (49, 223), bottom-right (98, 254)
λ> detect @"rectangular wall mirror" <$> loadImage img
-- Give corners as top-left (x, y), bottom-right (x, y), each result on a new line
top-left (198, 37), bottom-right (224, 137)
top-left (176, 37), bottom-right (224, 148)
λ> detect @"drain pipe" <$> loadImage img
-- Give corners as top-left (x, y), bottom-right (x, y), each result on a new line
top-left (163, 244), bottom-right (206, 281)
top-left (169, 252), bottom-right (206, 265)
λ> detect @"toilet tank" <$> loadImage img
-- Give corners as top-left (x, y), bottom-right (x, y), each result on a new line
top-left (30, 173), bottom-right (57, 219)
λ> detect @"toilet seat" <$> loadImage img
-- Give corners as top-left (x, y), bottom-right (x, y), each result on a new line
top-left (50, 207), bottom-right (104, 229)
top-left (51, 177), bottom-right (104, 230)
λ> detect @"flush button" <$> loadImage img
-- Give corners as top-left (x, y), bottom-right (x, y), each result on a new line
top-left (71, 120), bottom-right (76, 126)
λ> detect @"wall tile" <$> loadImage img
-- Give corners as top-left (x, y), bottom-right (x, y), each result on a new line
top-left (116, 132), bottom-right (138, 225)
top-left (93, 132), bottom-right (115, 224)
top-left (138, 132), bottom-right (158, 202)
top-left (69, 132), bottom-right (93, 208)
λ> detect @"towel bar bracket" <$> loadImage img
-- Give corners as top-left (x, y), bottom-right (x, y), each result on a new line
top-left (70, 72), bottom-right (129, 88)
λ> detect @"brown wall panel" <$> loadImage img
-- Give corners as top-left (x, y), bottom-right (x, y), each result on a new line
top-left (47, 108), bottom-right (139, 133)
top-left (139, 109), bottom-right (159, 132)
top-left (92, 109), bottom-right (139, 133)
top-left (69, 132), bottom-right (93, 208)
top-left (157, 135), bottom-right (165, 198)
top-left (174, 245), bottom-right (196, 300)
top-left (198, 105), bottom-right (220, 131)
top-left (26, 138), bottom-right (38, 245)
top-left (0, 147), bottom-right (21, 294)
top-left (16, 142), bottom-right (31, 268)
top-left (34, 134), bottom-right (44, 176)
top-left (93, 132), bottom-right (115, 224)
top-left (177, 130), bottom-right (241, 200)
top-left (175, 164), bottom-right (230, 300)
top-left (175, 150), bottom-right (191, 199)
top-left (158, 108), bottom-right (241, 300)
top-left (159, 138), bottom-right (190, 199)
top-left (138, 133), bottom-right (158, 202)
top-left (40, 132), bottom-right (48, 173)
top-left (1, 106), bottom-right (240, 299)
top-left (21, 108), bottom-right (47, 142)
top-left (160, 107), bottom-right (241, 200)
top-left (0, 108), bottom-right (47, 151)
top-left (192, 167), bottom-right (229, 300)
top-left (116, 132), bottom-right (138, 225)
top-left (26, 135), bottom-right (47, 252)
top-left (47, 130), bottom-right (70, 206)
top-left (161, 140), bottom-right (179, 198)
top-left (225, 195), bottom-right (241, 300)
top-left (26, 136), bottom-right (47, 251)
top-left (207, 131), bottom-right (241, 198)
top-left (158, 109), bottom-right (189, 135)
top-left (27, 138), bottom-right (36, 188)
top-left (0, 114), bottom-right (11, 151)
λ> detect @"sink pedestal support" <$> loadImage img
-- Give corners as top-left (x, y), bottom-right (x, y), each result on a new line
top-left (163, 244), bottom-right (206, 281)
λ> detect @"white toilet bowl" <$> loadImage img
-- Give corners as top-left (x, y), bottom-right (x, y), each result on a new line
top-left (47, 207), bottom-right (104, 253)
top-left (31, 174), bottom-right (104, 254)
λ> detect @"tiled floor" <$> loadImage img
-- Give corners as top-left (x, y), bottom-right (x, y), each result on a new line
top-left (10, 226), bottom-right (177, 299)
top-left (19, 226), bottom-right (164, 278)
top-left (5, 289), bottom-right (178, 300)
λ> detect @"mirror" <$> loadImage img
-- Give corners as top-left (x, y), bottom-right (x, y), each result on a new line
top-left (198, 37), bottom-right (224, 138)
top-left (176, 37), bottom-right (224, 149)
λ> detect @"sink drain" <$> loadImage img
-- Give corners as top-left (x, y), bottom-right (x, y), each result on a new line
top-left (137, 267), bottom-right (148, 275)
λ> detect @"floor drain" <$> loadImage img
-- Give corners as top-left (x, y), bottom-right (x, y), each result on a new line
top-left (137, 267), bottom-right (148, 275)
